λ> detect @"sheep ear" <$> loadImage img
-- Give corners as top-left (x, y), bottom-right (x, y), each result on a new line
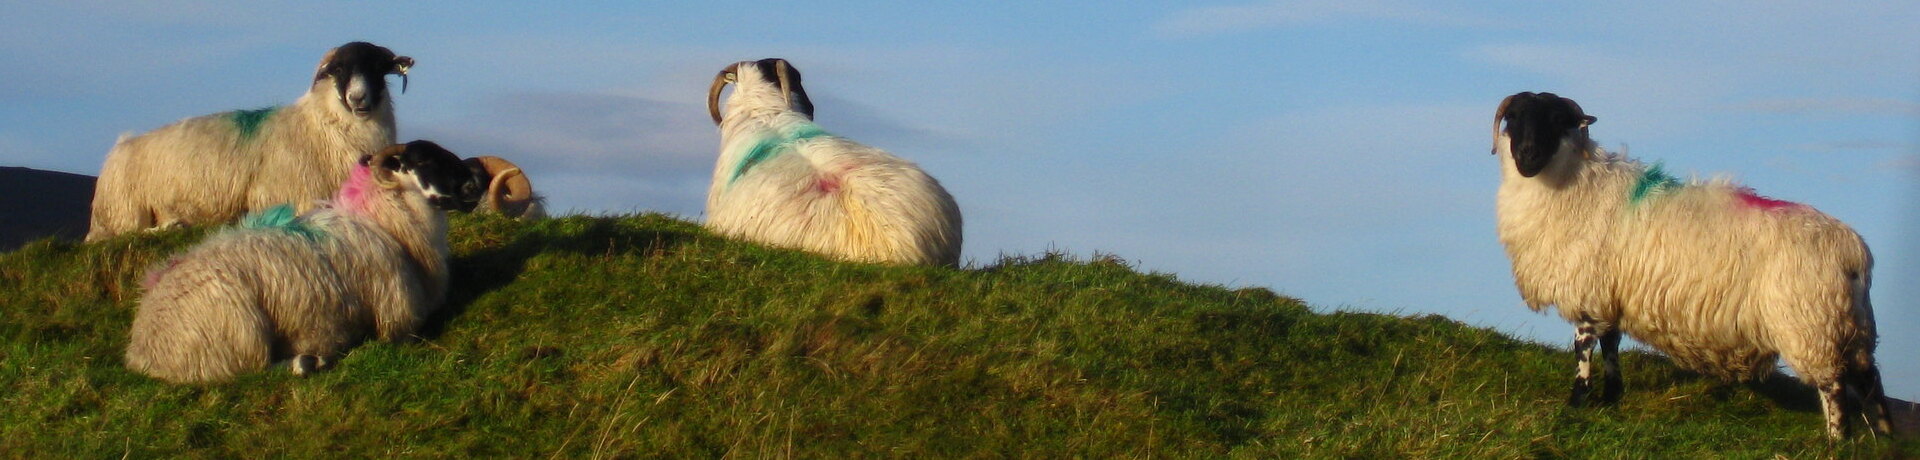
top-left (392, 56), bottom-right (413, 93)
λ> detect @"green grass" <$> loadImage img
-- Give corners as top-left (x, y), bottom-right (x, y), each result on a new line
top-left (1, 214), bottom-right (1912, 457)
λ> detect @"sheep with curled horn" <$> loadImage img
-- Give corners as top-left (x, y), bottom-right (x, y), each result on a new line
top-left (458, 155), bottom-right (547, 219)
top-left (125, 141), bottom-right (465, 383)
top-left (1490, 91), bottom-right (1894, 439)
top-left (705, 58), bottom-right (962, 266)
top-left (88, 41), bottom-right (414, 241)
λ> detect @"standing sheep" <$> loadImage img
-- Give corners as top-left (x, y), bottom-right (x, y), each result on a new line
top-left (704, 58), bottom-right (962, 266)
top-left (1491, 91), bottom-right (1893, 438)
top-left (88, 41), bottom-right (414, 241)
top-left (125, 141), bottom-right (466, 383)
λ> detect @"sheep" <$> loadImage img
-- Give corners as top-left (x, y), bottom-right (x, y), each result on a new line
top-left (704, 58), bottom-right (962, 266)
top-left (87, 41), bottom-right (414, 242)
top-left (1491, 91), bottom-right (1894, 438)
top-left (458, 155), bottom-right (548, 219)
top-left (124, 141), bottom-right (467, 383)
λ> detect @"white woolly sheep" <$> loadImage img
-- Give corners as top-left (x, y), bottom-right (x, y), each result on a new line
top-left (459, 155), bottom-right (547, 219)
top-left (704, 58), bottom-right (962, 266)
top-left (1491, 91), bottom-right (1893, 438)
top-left (124, 141), bottom-right (465, 383)
top-left (87, 41), bottom-right (414, 242)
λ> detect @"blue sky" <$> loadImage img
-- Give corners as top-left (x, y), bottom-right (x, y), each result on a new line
top-left (2, 2), bottom-right (1915, 399)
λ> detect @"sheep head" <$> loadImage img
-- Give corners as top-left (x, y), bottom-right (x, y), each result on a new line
top-left (1493, 92), bottom-right (1596, 178)
top-left (363, 140), bottom-right (470, 210)
top-left (459, 156), bottom-right (538, 216)
top-left (314, 42), bottom-right (414, 119)
top-left (708, 58), bottom-right (815, 125)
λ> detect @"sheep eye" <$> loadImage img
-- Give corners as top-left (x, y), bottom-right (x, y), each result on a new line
top-left (724, 72), bottom-right (737, 83)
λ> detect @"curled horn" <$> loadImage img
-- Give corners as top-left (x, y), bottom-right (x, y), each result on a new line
top-left (775, 59), bottom-right (794, 107)
top-left (393, 56), bottom-right (414, 93)
top-left (370, 144), bottom-right (405, 190)
top-left (313, 48), bottom-right (340, 82)
top-left (708, 63), bottom-right (742, 125)
top-left (1491, 93), bottom-right (1519, 155)
top-left (487, 167), bottom-right (531, 215)
top-left (473, 156), bottom-right (533, 214)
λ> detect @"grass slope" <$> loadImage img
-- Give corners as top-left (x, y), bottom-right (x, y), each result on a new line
top-left (0, 214), bottom-right (1911, 457)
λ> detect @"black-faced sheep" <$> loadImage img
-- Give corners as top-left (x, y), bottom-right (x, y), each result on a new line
top-left (704, 58), bottom-right (962, 266)
top-left (1492, 91), bottom-right (1893, 438)
top-left (125, 141), bottom-right (465, 383)
top-left (88, 42), bottom-right (414, 241)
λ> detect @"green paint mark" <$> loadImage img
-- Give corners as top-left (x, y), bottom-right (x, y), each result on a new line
top-left (241, 204), bottom-right (323, 242)
top-left (228, 106), bottom-right (280, 140)
top-left (1629, 163), bottom-right (1681, 205)
top-left (730, 123), bottom-right (830, 185)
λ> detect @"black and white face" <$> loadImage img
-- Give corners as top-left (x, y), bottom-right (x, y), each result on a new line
top-left (1496, 92), bottom-right (1597, 178)
top-left (365, 140), bottom-right (472, 210)
top-left (313, 42), bottom-right (413, 118)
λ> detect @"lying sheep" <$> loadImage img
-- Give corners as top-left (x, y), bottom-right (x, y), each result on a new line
top-left (459, 155), bottom-right (547, 219)
top-left (704, 58), bottom-right (962, 266)
top-left (125, 141), bottom-right (466, 383)
top-left (1491, 91), bottom-right (1893, 438)
top-left (88, 41), bottom-right (414, 241)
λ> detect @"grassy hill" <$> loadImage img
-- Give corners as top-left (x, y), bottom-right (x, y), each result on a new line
top-left (1, 213), bottom-right (1912, 457)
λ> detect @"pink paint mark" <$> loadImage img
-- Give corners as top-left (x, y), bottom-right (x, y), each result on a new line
top-left (815, 174), bottom-right (841, 194)
top-left (334, 164), bottom-right (375, 216)
top-left (1735, 188), bottom-right (1803, 210)
top-left (143, 257), bottom-right (182, 289)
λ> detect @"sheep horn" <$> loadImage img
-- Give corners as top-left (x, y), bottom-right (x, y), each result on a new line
top-left (708, 63), bottom-right (741, 125)
top-left (393, 56), bottom-right (414, 94)
top-left (370, 144), bottom-right (405, 190)
top-left (488, 167), bottom-right (530, 215)
top-left (1492, 93), bottom-right (1518, 155)
top-left (775, 59), bottom-right (794, 108)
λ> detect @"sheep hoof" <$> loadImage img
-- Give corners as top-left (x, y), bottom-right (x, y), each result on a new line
top-left (1567, 381), bottom-right (1592, 407)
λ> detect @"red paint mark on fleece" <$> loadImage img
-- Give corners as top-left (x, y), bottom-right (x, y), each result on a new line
top-left (815, 174), bottom-right (841, 194)
top-left (1735, 188), bottom-right (1802, 210)
top-left (334, 164), bottom-right (375, 216)
top-left (143, 258), bottom-right (183, 289)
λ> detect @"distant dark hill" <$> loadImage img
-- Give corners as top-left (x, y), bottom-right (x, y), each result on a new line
top-left (0, 166), bottom-right (94, 250)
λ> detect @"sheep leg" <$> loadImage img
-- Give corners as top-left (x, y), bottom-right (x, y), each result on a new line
top-left (1846, 358), bottom-right (1894, 435)
top-left (1567, 319), bottom-right (1601, 406)
top-left (1819, 380), bottom-right (1847, 439)
top-left (1598, 327), bottom-right (1623, 404)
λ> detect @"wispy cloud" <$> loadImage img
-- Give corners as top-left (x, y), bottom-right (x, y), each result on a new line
top-left (1153, 0), bottom-right (1497, 37)
top-left (406, 90), bottom-right (949, 216)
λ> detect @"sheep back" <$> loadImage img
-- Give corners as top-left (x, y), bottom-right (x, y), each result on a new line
top-left (707, 125), bottom-right (962, 266)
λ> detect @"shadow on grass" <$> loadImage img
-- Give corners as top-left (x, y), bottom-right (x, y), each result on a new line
top-left (418, 217), bottom-right (698, 338)
top-left (1739, 372), bottom-right (1823, 413)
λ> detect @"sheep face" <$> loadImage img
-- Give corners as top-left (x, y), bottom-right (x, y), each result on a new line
top-left (1494, 92), bottom-right (1596, 178)
top-left (457, 158), bottom-right (491, 212)
top-left (361, 141), bottom-right (470, 211)
top-left (708, 58), bottom-right (815, 124)
top-left (313, 42), bottom-right (413, 119)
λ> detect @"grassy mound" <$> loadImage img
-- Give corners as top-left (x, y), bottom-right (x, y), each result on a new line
top-left (0, 214), bottom-right (1910, 457)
